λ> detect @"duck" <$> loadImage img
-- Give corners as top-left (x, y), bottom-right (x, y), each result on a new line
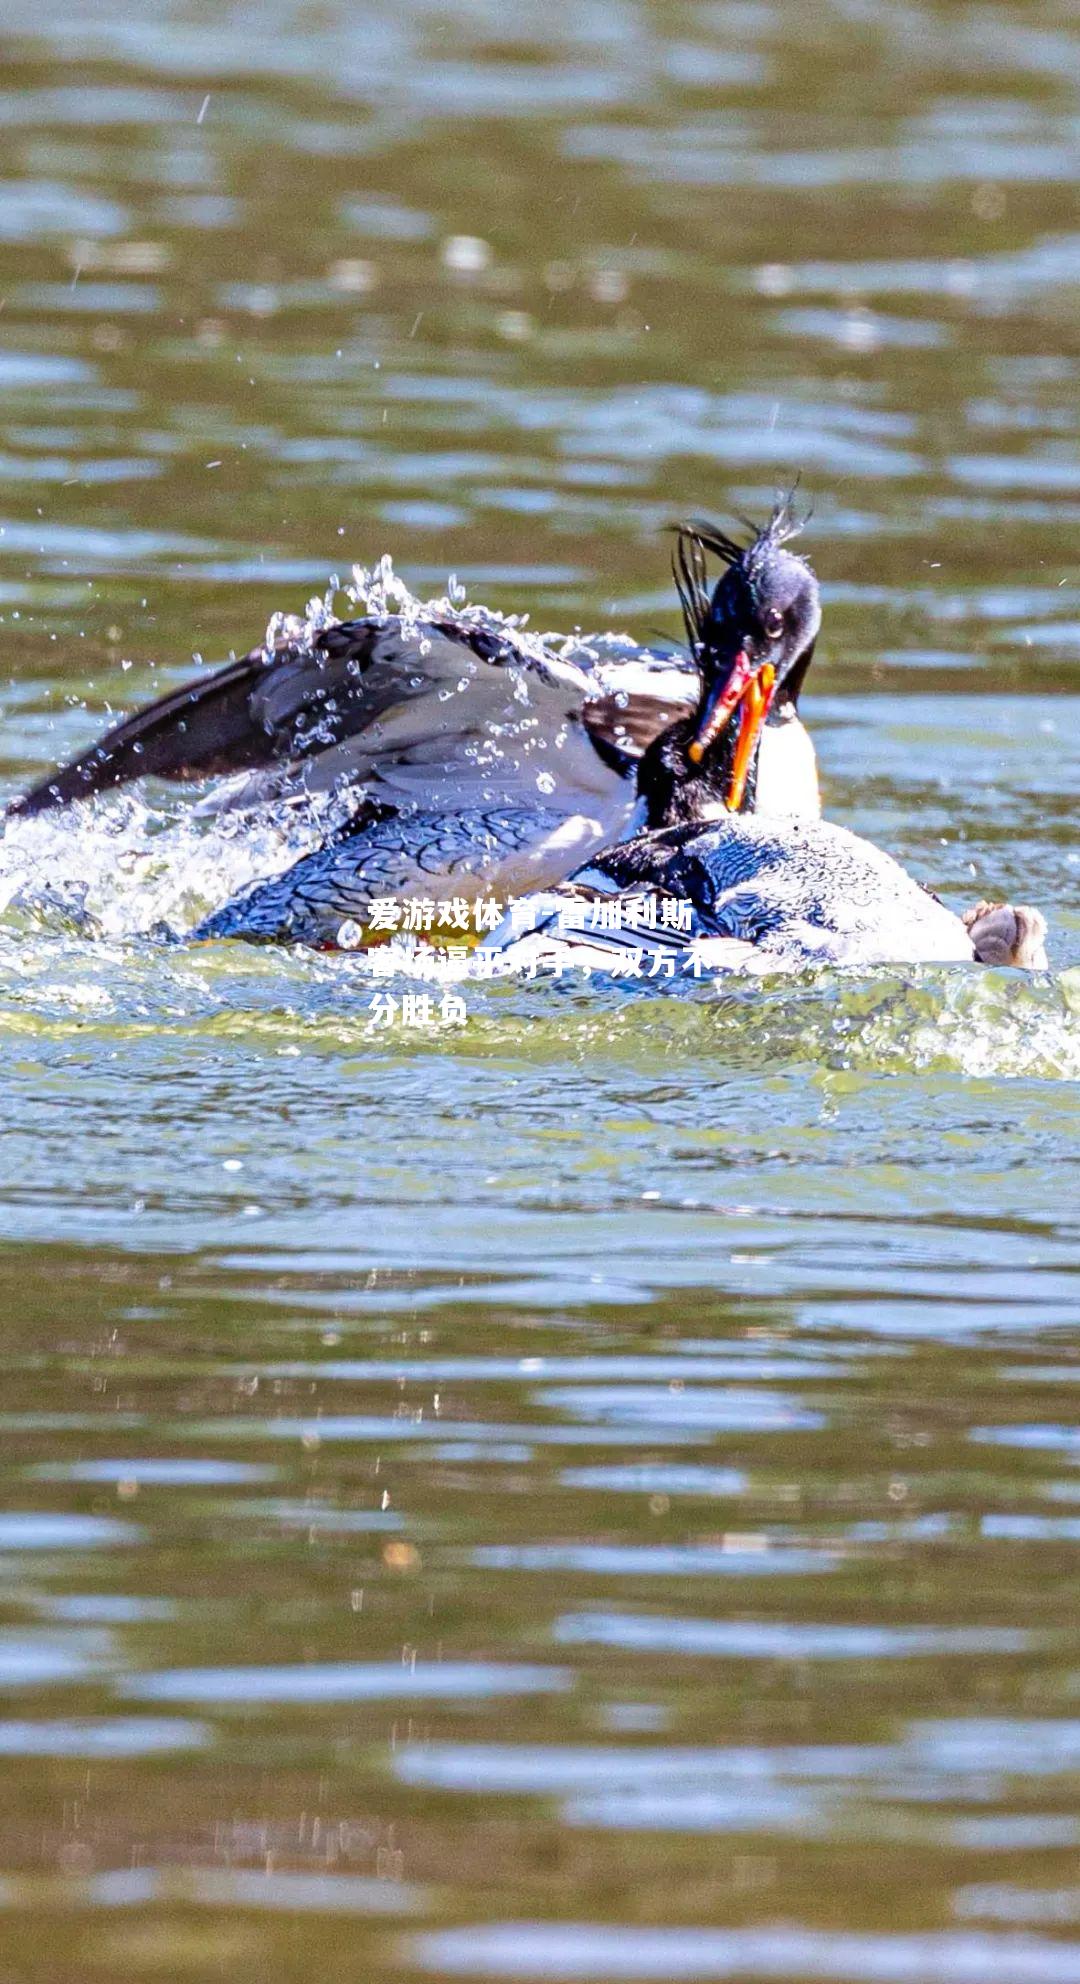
top-left (478, 512), bottom-right (1048, 974)
top-left (483, 818), bottom-right (1048, 976)
top-left (5, 516), bottom-right (822, 947)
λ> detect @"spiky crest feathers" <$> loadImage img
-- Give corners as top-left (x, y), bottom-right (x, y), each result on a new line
top-left (671, 496), bottom-right (808, 655)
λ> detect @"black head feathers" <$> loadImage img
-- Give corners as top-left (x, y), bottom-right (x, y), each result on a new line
top-left (671, 496), bottom-right (808, 656)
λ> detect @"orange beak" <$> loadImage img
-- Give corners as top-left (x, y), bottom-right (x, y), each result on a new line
top-left (686, 651), bottom-right (755, 766)
top-left (724, 662), bottom-right (776, 811)
top-left (686, 652), bottom-right (778, 809)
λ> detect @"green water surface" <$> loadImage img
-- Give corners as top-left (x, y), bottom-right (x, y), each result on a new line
top-left (0, 1), bottom-right (1078, 1979)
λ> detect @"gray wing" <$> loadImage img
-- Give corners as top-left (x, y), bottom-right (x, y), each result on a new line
top-left (10, 614), bottom-right (696, 822)
top-left (204, 626), bottom-right (698, 821)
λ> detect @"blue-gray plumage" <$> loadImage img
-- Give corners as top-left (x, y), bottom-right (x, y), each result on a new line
top-left (485, 813), bottom-right (987, 971)
top-left (195, 802), bottom-right (574, 943)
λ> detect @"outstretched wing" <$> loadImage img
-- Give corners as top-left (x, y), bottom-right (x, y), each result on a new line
top-left (8, 616), bottom-right (528, 817)
top-left (9, 615), bottom-right (697, 821)
top-left (9, 647), bottom-right (283, 815)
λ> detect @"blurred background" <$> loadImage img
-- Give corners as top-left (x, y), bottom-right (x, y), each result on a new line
top-left (0, 3), bottom-right (1078, 1981)
top-left (1, 0), bottom-right (1079, 699)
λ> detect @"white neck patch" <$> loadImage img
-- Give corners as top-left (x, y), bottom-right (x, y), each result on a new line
top-left (754, 715), bottom-right (821, 820)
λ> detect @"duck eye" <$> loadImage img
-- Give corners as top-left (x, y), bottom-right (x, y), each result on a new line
top-left (763, 609), bottom-right (784, 642)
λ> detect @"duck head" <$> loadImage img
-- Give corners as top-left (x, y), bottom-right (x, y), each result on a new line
top-left (642, 504), bottom-right (821, 826)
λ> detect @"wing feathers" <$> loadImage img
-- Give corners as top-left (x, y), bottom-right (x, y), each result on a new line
top-left (9, 647), bottom-right (281, 816)
top-left (8, 613), bottom-right (693, 821)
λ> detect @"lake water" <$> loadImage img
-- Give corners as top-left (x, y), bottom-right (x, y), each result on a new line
top-left (0, 0), bottom-right (1078, 1978)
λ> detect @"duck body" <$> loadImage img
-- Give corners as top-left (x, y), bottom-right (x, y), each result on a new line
top-left (185, 614), bottom-right (709, 944)
top-left (9, 605), bottom-right (706, 942)
top-left (191, 649), bottom-right (821, 945)
top-left (487, 811), bottom-right (976, 973)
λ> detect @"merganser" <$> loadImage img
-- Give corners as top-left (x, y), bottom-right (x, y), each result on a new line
top-left (6, 518), bottom-right (822, 945)
top-left (480, 509), bottom-right (1048, 975)
top-left (485, 819), bottom-right (1047, 974)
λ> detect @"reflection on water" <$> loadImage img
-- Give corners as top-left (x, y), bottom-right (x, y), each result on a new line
top-left (5, 1245), bottom-right (1080, 1979)
top-left (0, 0), bottom-right (1078, 1977)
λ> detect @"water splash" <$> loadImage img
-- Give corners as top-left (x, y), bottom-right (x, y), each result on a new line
top-left (0, 926), bottom-right (1074, 1081)
top-left (0, 786), bottom-right (329, 943)
top-left (0, 561), bottom-right (673, 943)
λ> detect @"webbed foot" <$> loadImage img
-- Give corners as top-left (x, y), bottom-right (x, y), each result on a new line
top-left (963, 900), bottom-right (1048, 970)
